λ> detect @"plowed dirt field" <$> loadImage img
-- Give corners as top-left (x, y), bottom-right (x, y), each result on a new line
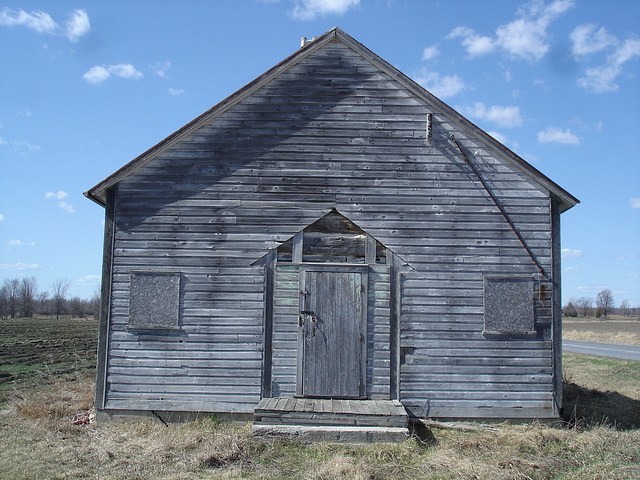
top-left (0, 317), bottom-right (98, 398)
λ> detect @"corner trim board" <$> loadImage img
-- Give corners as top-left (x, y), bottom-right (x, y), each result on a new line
top-left (95, 186), bottom-right (117, 409)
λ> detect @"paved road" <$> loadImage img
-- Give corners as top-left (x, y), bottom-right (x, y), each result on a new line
top-left (563, 340), bottom-right (640, 361)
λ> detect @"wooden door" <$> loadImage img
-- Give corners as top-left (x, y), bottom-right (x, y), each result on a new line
top-left (298, 266), bottom-right (367, 398)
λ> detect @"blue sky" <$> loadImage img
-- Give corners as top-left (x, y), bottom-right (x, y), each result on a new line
top-left (1, 0), bottom-right (639, 307)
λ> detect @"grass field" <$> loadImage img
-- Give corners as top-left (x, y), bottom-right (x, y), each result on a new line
top-left (0, 317), bottom-right (639, 479)
top-left (563, 315), bottom-right (640, 346)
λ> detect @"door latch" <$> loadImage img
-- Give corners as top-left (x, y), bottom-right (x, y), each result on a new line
top-left (299, 310), bottom-right (317, 335)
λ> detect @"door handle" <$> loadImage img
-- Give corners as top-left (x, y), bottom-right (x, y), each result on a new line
top-left (299, 310), bottom-right (317, 336)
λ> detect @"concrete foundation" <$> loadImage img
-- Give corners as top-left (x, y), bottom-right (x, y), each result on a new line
top-left (251, 424), bottom-right (410, 443)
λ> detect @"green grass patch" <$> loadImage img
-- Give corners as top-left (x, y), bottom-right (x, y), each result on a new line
top-left (562, 353), bottom-right (640, 430)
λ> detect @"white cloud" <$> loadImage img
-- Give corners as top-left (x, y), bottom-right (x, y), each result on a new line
top-left (457, 102), bottom-right (523, 128)
top-left (291, 0), bottom-right (360, 21)
top-left (413, 68), bottom-right (466, 99)
top-left (76, 275), bottom-right (100, 285)
top-left (65, 9), bottom-right (90, 43)
top-left (169, 88), bottom-right (184, 96)
top-left (0, 136), bottom-right (40, 153)
top-left (0, 8), bottom-right (56, 34)
top-left (1, 130), bottom-right (40, 152)
top-left (8, 239), bottom-right (36, 247)
top-left (0, 262), bottom-right (42, 271)
top-left (631, 198), bottom-right (640, 209)
top-left (487, 131), bottom-right (509, 144)
top-left (58, 201), bottom-right (76, 214)
top-left (153, 61), bottom-right (171, 78)
top-left (17, 109), bottom-right (32, 117)
top-left (505, 69), bottom-right (513, 83)
top-left (45, 190), bottom-right (69, 200)
top-left (577, 38), bottom-right (640, 93)
top-left (83, 64), bottom-right (143, 84)
top-left (449, 0), bottom-right (574, 62)
top-left (562, 248), bottom-right (583, 259)
top-left (422, 45), bottom-right (439, 61)
top-left (537, 127), bottom-right (580, 145)
top-left (45, 191), bottom-right (75, 213)
top-left (0, 213), bottom-right (4, 222)
top-left (447, 26), bottom-right (495, 57)
top-left (11, 140), bottom-right (40, 152)
top-left (487, 130), bottom-right (526, 154)
top-left (570, 24), bottom-right (617, 58)
top-left (611, 254), bottom-right (639, 261)
top-left (83, 66), bottom-right (110, 84)
top-left (565, 267), bottom-right (580, 273)
top-left (0, 8), bottom-right (89, 42)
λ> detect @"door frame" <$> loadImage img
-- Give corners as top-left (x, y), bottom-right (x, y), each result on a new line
top-left (296, 264), bottom-right (369, 398)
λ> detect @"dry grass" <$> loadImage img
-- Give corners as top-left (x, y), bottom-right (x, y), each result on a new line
top-left (563, 317), bottom-right (640, 346)
top-left (10, 376), bottom-right (94, 427)
top-left (1, 368), bottom-right (639, 479)
top-left (563, 331), bottom-right (640, 346)
top-left (1, 318), bottom-right (639, 479)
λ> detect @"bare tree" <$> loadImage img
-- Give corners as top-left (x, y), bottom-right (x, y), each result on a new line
top-left (0, 283), bottom-right (8, 318)
top-left (19, 276), bottom-right (38, 318)
top-left (51, 278), bottom-right (71, 320)
top-left (619, 299), bottom-right (631, 316)
top-left (69, 297), bottom-right (84, 318)
top-left (2, 278), bottom-right (20, 318)
top-left (90, 288), bottom-right (101, 319)
top-left (596, 289), bottom-right (614, 319)
top-left (37, 290), bottom-right (50, 315)
top-left (575, 296), bottom-right (593, 317)
top-left (563, 299), bottom-right (578, 317)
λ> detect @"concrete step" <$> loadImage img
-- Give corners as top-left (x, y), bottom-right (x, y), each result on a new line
top-left (251, 424), bottom-right (410, 443)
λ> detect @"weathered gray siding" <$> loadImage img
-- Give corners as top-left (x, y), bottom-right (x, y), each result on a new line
top-left (270, 264), bottom-right (390, 399)
top-left (102, 38), bottom-right (556, 418)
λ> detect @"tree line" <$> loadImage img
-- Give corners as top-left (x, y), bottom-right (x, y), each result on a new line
top-left (0, 276), bottom-right (99, 319)
top-left (564, 288), bottom-right (638, 319)
top-left (3, 276), bottom-right (636, 321)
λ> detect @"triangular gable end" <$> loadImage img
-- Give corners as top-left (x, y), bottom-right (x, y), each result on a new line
top-left (253, 209), bottom-right (406, 267)
top-left (84, 27), bottom-right (578, 212)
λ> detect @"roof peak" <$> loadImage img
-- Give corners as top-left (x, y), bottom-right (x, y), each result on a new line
top-left (85, 27), bottom-right (578, 212)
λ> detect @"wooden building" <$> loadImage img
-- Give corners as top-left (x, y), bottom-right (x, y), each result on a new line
top-left (85, 28), bottom-right (578, 425)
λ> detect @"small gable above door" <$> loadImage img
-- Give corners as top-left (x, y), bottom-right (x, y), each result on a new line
top-left (276, 210), bottom-right (387, 264)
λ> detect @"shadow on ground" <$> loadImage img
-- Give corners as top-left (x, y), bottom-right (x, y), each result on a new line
top-left (562, 382), bottom-right (640, 430)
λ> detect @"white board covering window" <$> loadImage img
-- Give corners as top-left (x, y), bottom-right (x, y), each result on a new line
top-left (129, 271), bottom-right (180, 330)
top-left (483, 276), bottom-right (535, 335)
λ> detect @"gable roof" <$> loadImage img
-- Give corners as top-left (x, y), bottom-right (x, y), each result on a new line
top-left (84, 27), bottom-right (579, 212)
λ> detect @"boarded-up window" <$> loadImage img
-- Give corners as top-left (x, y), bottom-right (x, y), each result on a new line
top-left (483, 276), bottom-right (534, 335)
top-left (129, 271), bottom-right (180, 330)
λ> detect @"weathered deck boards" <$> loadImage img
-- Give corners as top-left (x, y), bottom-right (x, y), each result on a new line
top-left (253, 398), bottom-right (408, 428)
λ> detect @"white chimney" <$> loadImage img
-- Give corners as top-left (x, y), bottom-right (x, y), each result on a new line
top-left (300, 36), bottom-right (318, 48)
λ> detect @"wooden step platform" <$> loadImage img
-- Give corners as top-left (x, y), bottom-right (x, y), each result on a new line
top-left (253, 398), bottom-right (409, 428)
